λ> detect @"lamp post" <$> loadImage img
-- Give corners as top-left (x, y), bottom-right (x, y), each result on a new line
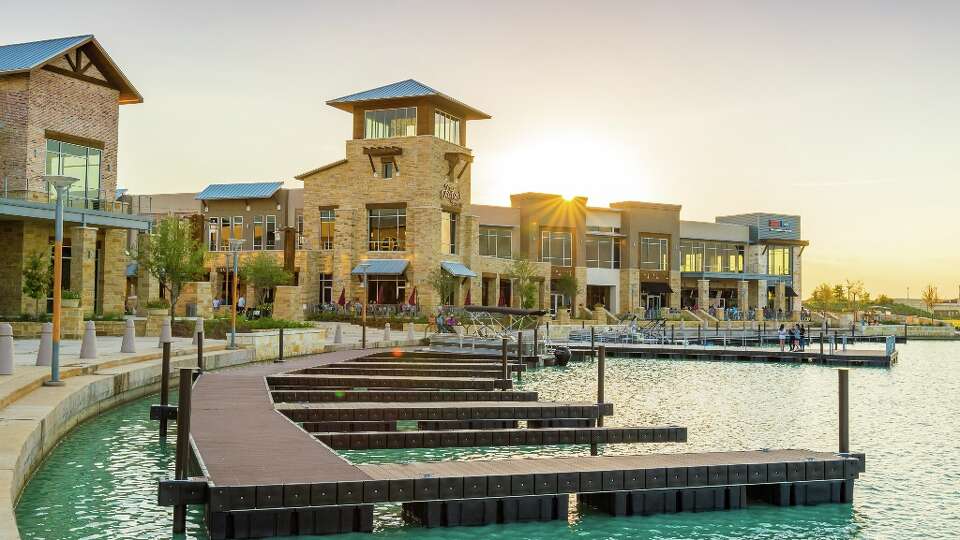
top-left (357, 263), bottom-right (370, 349)
top-left (228, 238), bottom-right (245, 349)
top-left (44, 175), bottom-right (77, 386)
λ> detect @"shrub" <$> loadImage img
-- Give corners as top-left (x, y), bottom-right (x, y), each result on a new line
top-left (146, 299), bottom-right (171, 310)
top-left (61, 289), bottom-right (81, 300)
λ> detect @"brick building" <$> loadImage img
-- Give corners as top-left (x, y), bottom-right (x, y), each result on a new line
top-left (0, 35), bottom-right (151, 317)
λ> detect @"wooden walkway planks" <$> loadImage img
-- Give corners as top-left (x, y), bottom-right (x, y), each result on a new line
top-left (267, 373), bottom-right (511, 390)
top-left (567, 344), bottom-right (895, 367)
top-left (270, 390), bottom-right (539, 403)
top-left (275, 401), bottom-right (614, 423)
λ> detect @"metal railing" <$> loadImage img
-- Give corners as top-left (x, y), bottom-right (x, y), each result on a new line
top-left (1, 179), bottom-right (151, 216)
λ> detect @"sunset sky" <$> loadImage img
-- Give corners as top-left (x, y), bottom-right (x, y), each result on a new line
top-left (6, 0), bottom-right (959, 299)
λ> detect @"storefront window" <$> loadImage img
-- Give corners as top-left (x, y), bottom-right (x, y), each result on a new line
top-left (479, 227), bottom-right (512, 258)
top-left (768, 246), bottom-right (792, 275)
top-left (45, 139), bottom-right (102, 201)
top-left (640, 236), bottom-right (668, 270)
top-left (368, 208), bottom-right (406, 251)
top-left (585, 237), bottom-right (621, 269)
top-left (540, 230), bottom-right (572, 267)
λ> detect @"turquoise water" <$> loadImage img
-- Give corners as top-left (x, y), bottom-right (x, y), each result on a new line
top-left (16, 342), bottom-right (960, 539)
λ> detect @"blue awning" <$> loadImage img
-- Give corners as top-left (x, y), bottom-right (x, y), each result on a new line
top-left (441, 261), bottom-right (477, 278)
top-left (351, 259), bottom-right (409, 275)
top-left (126, 261), bottom-right (138, 277)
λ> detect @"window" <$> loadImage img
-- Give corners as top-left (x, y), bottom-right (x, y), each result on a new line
top-left (319, 209), bottom-right (335, 250)
top-left (296, 214), bottom-right (304, 248)
top-left (441, 211), bottom-right (457, 254)
top-left (586, 237), bottom-right (621, 269)
top-left (768, 246), bottom-right (792, 275)
top-left (640, 236), bottom-right (668, 271)
top-left (434, 109), bottom-right (461, 145)
top-left (45, 139), bottom-right (102, 201)
top-left (232, 216), bottom-right (243, 248)
top-left (586, 225), bottom-right (621, 234)
top-left (253, 216), bottom-right (264, 250)
top-left (319, 273), bottom-right (333, 304)
top-left (364, 107), bottom-right (417, 139)
top-left (208, 217), bottom-right (220, 251)
top-left (540, 230), bottom-right (572, 267)
top-left (368, 207), bottom-right (406, 251)
top-left (219, 217), bottom-right (231, 251)
top-left (479, 227), bottom-right (512, 258)
top-left (382, 161), bottom-right (394, 179)
top-left (265, 215), bottom-right (277, 249)
top-left (680, 240), bottom-right (744, 273)
top-left (367, 276), bottom-right (407, 305)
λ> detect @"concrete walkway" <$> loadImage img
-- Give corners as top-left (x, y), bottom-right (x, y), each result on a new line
top-left (11, 336), bottom-right (219, 367)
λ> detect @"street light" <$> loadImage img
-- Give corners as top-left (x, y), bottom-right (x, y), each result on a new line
top-left (44, 175), bottom-right (78, 386)
top-left (228, 238), bottom-right (245, 349)
top-left (356, 263), bottom-right (370, 349)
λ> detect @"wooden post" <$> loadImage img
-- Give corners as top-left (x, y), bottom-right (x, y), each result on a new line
top-left (196, 331), bottom-right (204, 372)
top-left (590, 326), bottom-right (596, 359)
top-left (173, 367), bottom-right (194, 533)
top-left (715, 321), bottom-right (719, 335)
top-left (591, 345), bottom-right (606, 456)
top-left (697, 324), bottom-right (702, 345)
top-left (275, 327), bottom-right (285, 363)
top-left (839, 369), bottom-right (849, 453)
top-left (903, 323), bottom-right (908, 342)
top-left (533, 325), bottom-right (539, 356)
top-left (159, 342), bottom-right (171, 438)
top-left (501, 337), bottom-right (509, 390)
top-left (516, 331), bottom-right (523, 382)
top-left (671, 324), bottom-right (675, 344)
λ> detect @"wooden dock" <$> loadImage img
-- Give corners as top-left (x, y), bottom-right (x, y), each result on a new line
top-left (564, 343), bottom-right (896, 367)
top-left (160, 348), bottom-right (866, 539)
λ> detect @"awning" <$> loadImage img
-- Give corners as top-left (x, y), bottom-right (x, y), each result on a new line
top-left (351, 259), bottom-right (409, 275)
top-left (785, 286), bottom-right (798, 298)
top-left (641, 282), bottom-right (674, 294)
top-left (441, 261), bottom-right (477, 278)
top-left (126, 262), bottom-right (138, 277)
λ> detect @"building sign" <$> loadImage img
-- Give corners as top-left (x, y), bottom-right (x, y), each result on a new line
top-left (440, 183), bottom-right (461, 205)
top-left (768, 218), bottom-right (792, 233)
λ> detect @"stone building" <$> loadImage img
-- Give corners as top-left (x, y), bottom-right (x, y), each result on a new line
top-left (0, 35), bottom-right (151, 318)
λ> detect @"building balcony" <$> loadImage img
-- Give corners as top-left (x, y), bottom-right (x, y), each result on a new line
top-left (0, 186), bottom-right (152, 230)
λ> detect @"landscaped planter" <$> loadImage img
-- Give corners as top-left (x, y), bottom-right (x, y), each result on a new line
top-left (233, 328), bottom-right (329, 361)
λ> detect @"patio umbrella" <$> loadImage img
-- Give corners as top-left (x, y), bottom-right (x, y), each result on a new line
top-left (407, 287), bottom-right (417, 305)
top-left (498, 288), bottom-right (506, 307)
top-left (337, 288), bottom-right (346, 307)
top-left (376, 284), bottom-right (383, 304)
top-left (464, 287), bottom-right (472, 305)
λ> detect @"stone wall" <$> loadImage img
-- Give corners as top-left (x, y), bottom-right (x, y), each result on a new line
top-left (273, 285), bottom-right (303, 320)
top-left (175, 281), bottom-right (212, 318)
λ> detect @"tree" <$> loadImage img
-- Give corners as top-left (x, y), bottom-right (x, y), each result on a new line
top-left (241, 251), bottom-right (292, 309)
top-left (921, 284), bottom-right (939, 314)
top-left (22, 248), bottom-right (51, 317)
top-left (134, 217), bottom-right (207, 318)
top-left (876, 294), bottom-right (892, 305)
top-left (832, 284), bottom-right (846, 304)
top-left (427, 267), bottom-right (459, 307)
top-left (554, 274), bottom-right (581, 306)
top-left (845, 279), bottom-right (866, 320)
top-left (809, 283), bottom-right (834, 308)
top-left (507, 256), bottom-right (539, 309)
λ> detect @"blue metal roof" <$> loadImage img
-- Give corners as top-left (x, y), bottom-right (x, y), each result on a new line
top-left (0, 35), bottom-right (92, 74)
top-left (195, 182), bottom-right (283, 201)
top-left (351, 259), bottom-right (409, 276)
top-left (328, 79), bottom-right (438, 104)
top-left (441, 261), bottom-right (477, 278)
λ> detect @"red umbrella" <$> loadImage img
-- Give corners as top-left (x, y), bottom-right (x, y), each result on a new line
top-left (337, 288), bottom-right (346, 307)
top-left (407, 287), bottom-right (417, 305)
top-left (464, 287), bottom-right (472, 305)
top-left (375, 284), bottom-right (383, 304)
top-left (498, 288), bottom-right (506, 307)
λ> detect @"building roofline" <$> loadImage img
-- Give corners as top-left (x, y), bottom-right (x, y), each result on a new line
top-left (609, 200), bottom-right (682, 211)
top-left (326, 79), bottom-right (491, 120)
top-left (294, 159), bottom-right (348, 180)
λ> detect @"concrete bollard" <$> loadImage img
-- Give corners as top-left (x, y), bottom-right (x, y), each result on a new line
top-left (333, 324), bottom-right (342, 344)
top-left (407, 323), bottom-right (415, 341)
top-left (79, 320), bottom-right (98, 359)
top-left (384, 322), bottom-right (391, 342)
top-left (191, 317), bottom-right (203, 345)
top-left (0, 323), bottom-right (13, 375)
top-left (121, 317), bottom-right (137, 353)
top-left (158, 317), bottom-right (172, 347)
top-left (36, 322), bottom-right (53, 366)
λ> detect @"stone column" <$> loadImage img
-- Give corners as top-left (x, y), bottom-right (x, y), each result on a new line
top-left (574, 266), bottom-right (588, 313)
top-left (738, 280), bottom-right (749, 312)
top-left (697, 279), bottom-right (710, 310)
top-left (101, 228), bottom-right (128, 315)
top-left (71, 226), bottom-right (98, 317)
top-left (538, 278), bottom-right (549, 309)
top-left (755, 279), bottom-right (767, 320)
top-left (468, 276), bottom-right (482, 307)
top-left (669, 270), bottom-right (682, 310)
top-left (775, 281), bottom-right (787, 316)
top-left (274, 285), bottom-right (303, 321)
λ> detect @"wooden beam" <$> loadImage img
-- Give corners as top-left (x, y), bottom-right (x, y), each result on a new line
top-left (362, 146), bottom-right (403, 157)
top-left (42, 65), bottom-right (118, 92)
top-left (63, 54), bottom-right (77, 72)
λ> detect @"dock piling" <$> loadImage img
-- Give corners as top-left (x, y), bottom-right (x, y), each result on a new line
top-left (533, 325), bottom-right (539, 355)
top-left (501, 338), bottom-right (508, 389)
top-left (173, 367), bottom-right (194, 534)
top-left (591, 345), bottom-right (606, 456)
top-left (196, 331), bottom-right (204, 372)
top-left (590, 326), bottom-right (595, 358)
top-left (839, 369), bottom-right (849, 453)
top-left (275, 328), bottom-right (285, 363)
top-left (159, 341), bottom-right (171, 438)
top-left (516, 331), bottom-right (523, 382)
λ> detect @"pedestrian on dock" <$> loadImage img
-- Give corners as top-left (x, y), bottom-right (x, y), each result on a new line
top-left (799, 324), bottom-right (806, 351)
top-left (778, 324), bottom-right (786, 351)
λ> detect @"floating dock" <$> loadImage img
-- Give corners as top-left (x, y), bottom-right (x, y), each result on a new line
top-left (159, 348), bottom-right (866, 539)
top-left (564, 343), bottom-right (896, 367)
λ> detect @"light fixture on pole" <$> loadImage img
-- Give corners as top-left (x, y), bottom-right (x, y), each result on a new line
top-left (228, 238), bottom-right (245, 349)
top-left (44, 175), bottom-right (78, 387)
top-left (356, 262), bottom-right (370, 349)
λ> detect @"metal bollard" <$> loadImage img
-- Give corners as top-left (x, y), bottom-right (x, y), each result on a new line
top-left (0, 323), bottom-right (13, 375)
top-left (121, 317), bottom-right (136, 353)
top-left (159, 341), bottom-right (171, 437)
top-left (334, 323), bottom-right (342, 344)
top-left (384, 322), bottom-right (392, 342)
top-left (36, 322), bottom-right (53, 366)
top-left (172, 367), bottom-right (194, 533)
top-left (79, 320), bottom-right (97, 359)
top-left (158, 317), bottom-right (172, 348)
top-left (839, 369), bottom-right (849, 453)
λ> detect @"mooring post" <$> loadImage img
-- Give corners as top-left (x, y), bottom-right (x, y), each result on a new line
top-left (590, 326), bottom-right (596, 359)
top-left (275, 327), bottom-right (285, 363)
top-left (533, 325), bottom-right (539, 356)
top-left (715, 321), bottom-right (719, 335)
top-left (591, 345), bottom-right (606, 456)
top-left (697, 324), bottom-right (702, 346)
top-left (516, 331), bottom-right (523, 382)
top-left (671, 324), bottom-right (675, 344)
top-left (501, 337), bottom-right (509, 390)
top-left (839, 369), bottom-right (849, 454)
top-left (159, 341), bottom-right (171, 437)
top-left (903, 323), bottom-right (908, 342)
top-left (173, 367), bottom-right (194, 534)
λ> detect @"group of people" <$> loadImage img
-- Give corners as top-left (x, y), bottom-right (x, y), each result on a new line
top-left (435, 311), bottom-right (460, 333)
top-left (777, 323), bottom-right (808, 352)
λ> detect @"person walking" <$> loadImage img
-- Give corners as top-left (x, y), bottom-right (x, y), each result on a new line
top-left (799, 324), bottom-right (806, 351)
top-left (778, 324), bottom-right (786, 352)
